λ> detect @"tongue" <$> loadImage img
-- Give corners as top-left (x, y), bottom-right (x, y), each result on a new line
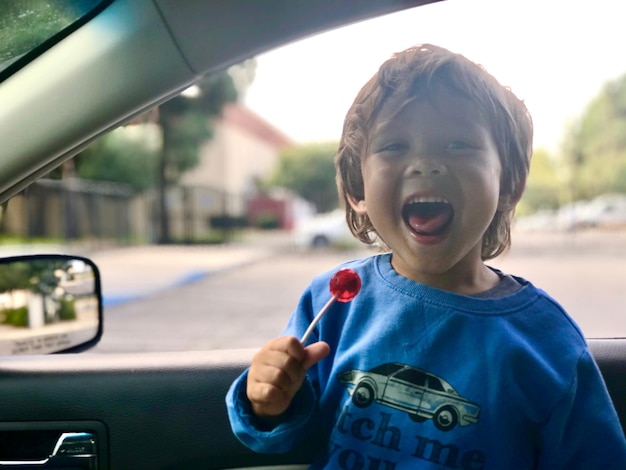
top-left (407, 204), bottom-right (453, 235)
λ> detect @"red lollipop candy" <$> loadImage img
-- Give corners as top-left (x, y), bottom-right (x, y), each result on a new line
top-left (330, 268), bottom-right (362, 302)
top-left (300, 268), bottom-right (362, 344)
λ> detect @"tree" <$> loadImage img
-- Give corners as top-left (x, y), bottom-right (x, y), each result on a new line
top-left (156, 60), bottom-right (256, 243)
top-left (269, 142), bottom-right (339, 213)
top-left (74, 127), bottom-right (159, 191)
top-left (563, 73), bottom-right (626, 201)
top-left (517, 148), bottom-right (562, 215)
top-left (0, 259), bottom-right (70, 326)
top-left (0, 261), bottom-right (31, 296)
top-left (45, 60), bottom-right (255, 243)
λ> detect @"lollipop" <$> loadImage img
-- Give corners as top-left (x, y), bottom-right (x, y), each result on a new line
top-left (300, 268), bottom-right (361, 344)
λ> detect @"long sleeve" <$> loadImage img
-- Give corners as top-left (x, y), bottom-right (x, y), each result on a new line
top-left (226, 254), bottom-right (626, 468)
top-left (225, 370), bottom-right (319, 453)
top-left (537, 350), bottom-right (626, 469)
top-left (225, 283), bottom-right (325, 453)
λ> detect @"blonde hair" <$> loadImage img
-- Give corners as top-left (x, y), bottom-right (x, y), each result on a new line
top-left (335, 44), bottom-right (533, 259)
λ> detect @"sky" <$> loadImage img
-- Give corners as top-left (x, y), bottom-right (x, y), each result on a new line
top-left (244, 0), bottom-right (626, 152)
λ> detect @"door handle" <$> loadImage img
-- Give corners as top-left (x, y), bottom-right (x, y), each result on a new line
top-left (0, 432), bottom-right (97, 469)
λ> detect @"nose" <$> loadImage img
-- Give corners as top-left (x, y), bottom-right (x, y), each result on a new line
top-left (406, 155), bottom-right (447, 177)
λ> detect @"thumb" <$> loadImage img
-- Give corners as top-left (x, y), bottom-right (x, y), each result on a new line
top-left (302, 341), bottom-right (330, 370)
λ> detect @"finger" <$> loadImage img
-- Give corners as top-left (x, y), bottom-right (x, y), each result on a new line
top-left (250, 349), bottom-right (304, 388)
top-left (247, 380), bottom-right (286, 406)
top-left (247, 382), bottom-right (291, 417)
top-left (302, 341), bottom-right (330, 370)
top-left (249, 339), bottom-right (310, 392)
top-left (263, 336), bottom-right (308, 376)
top-left (274, 335), bottom-right (306, 363)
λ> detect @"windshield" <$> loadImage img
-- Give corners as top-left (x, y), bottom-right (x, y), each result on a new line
top-left (0, 0), bottom-right (106, 79)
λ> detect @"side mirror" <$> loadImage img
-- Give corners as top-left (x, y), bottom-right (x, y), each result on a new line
top-left (0, 254), bottom-right (102, 355)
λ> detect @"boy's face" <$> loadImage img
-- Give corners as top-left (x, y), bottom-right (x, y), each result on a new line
top-left (349, 83), bottom-right (506, 291)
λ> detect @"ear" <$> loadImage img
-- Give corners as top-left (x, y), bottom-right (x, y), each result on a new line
top-left (498, 178), bottom-right (526, 212)
top-left (347, 193), bottom-right (367, 215)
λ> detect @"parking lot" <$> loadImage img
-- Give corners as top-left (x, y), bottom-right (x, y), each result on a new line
top-left (90, 228), bottom-right (626, 352)
top-left (492, 228), bottom-right (626, 337)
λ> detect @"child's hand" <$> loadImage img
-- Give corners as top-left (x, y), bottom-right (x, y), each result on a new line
top-left (246, 335), bottom-right (330, 419)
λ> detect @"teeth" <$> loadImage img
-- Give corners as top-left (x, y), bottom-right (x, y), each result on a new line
top-left (406, 197), bottom-right (449, 205)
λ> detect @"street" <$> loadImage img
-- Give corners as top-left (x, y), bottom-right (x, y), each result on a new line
top-left (92, 230), bottom-right (626, 353)
top-left (93, 248), bottom-right (372, 352)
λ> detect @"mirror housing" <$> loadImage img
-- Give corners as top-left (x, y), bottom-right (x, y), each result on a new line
top-left (0, 254), bottom-right (102, 355)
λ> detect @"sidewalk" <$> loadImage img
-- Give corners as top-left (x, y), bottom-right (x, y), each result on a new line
top-left (93, 229), bottom-right (299, 306)
top-left (91, 243), bottom-right (278, 307)
top-left (0, 230), bottom-right (295, 308)
top-left (8, 228), bottom-right (622, 310)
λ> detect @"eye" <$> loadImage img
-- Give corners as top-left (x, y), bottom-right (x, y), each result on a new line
top-left (378, 141), bottom-right (408, 153)
top-left (446, 140), bottom-right (473, 150)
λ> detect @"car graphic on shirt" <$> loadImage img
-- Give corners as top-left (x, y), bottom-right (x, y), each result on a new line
top-left (338, 362), bottom-right (480, 432)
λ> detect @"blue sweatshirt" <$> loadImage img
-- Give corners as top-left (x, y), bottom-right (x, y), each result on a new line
top-left (227, 253), bottom-right (626, 469)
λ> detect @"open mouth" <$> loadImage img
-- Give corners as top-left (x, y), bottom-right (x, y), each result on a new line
top-left (402, 197), bottom-right (454, 237)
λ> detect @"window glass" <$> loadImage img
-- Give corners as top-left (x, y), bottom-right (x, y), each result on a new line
top-left (241, 0), bottom-right (626, 340)
top-left (0, 0), bottom-right (104, 76)
top-left (395, 369), bottom-right (427, 387)
top-left (427, 377), bottom-right (445, 393)
top-left (3, 0), bottom-right (625, 355)
top-left (370, 363), bottom-right (405, 376)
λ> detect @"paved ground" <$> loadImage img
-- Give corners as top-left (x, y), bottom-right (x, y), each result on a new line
top-left (492, 229), bottom-right (626, 337)
top-left (2, 228), bottom-right (625, 341)
top-left (84, 228), bottom-right (626, 308)
top-left (87, 230), bottom-right (304, 305)
top-left (0, 231), bottom-right (294, 307)
top-left (93, 248), bottom-right (370, 352)
top-left (91, 243), bottom-right (274, 306)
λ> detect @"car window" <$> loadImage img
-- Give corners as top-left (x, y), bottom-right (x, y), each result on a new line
top-left (394, 368), bottom-right (427, 387)
top-left (0, 0), bottom-right (107, 80)
top-left (369, 363), bottom-right (405, 376)
top-left (239, 0), bottom-right (626, 341)
top-left (1, 0), bottom-right (625, 356)
top-left (427, 377), bottom-right (446, 393)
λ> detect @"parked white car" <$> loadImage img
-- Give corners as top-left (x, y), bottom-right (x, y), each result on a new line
top-left (558, 194), bottom-right (626, 230)
top-left (514, 209), bottom-right (560, 232)
top-left (293, 209), bottom-right (357, 248)
top-left (585, 194), bottom-right (626, 228)
top-left (516, 193), bottom-right (626, 232)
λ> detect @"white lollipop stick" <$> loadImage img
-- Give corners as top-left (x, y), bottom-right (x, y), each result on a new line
top-left (300, 294), bottom-right (338, 344)
top-left (299, 268), bottom-right (361, 345)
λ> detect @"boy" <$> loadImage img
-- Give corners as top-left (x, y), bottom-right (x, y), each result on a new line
top-left (227, 44), bottom-right (626, 468)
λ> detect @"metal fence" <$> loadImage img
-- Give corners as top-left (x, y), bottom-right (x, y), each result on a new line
top-left (1, 179), bottom-right (244, 244)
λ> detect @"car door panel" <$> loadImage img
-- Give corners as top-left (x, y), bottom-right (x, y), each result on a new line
top-left (588, 339), bottom-right (626, 430)
top-left (0, 350), bottom-right (318, 469)
top-left (0, 340), bottom-right (623, 468)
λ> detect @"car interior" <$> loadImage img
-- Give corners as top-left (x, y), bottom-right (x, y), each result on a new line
top-left (0, 0), bottom-right (625, 468)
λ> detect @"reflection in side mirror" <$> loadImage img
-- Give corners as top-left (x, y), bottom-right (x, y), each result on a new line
top-left (0, 254), bottom-right (102, 355)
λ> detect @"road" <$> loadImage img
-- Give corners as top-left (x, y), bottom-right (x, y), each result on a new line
top-left (490, 230), bottom-right (626, 338)
top-left (93, 248), bottom-right (372, 353)
top-left (93, 230), bottom-right (626, 353)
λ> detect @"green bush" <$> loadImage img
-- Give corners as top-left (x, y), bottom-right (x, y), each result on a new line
top-left (59, 298), bottom-right (77, 321)
top-left (209, 215), bottom-right (247, 230)
top-left (255, 212), bottom-right (280, 230)
top-left (2, 307), bottom-right (28, 327)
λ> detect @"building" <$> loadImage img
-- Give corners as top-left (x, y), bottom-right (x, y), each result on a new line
top-left (180, 102), bottom-right (293, 217)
